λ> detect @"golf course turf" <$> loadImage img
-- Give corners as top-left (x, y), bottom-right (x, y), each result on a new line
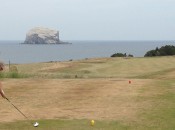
top-left (0, 56), bottom-right (175, 130)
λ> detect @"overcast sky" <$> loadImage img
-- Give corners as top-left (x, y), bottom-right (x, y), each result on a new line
top-left (0, 0), bottom-right (175, 41)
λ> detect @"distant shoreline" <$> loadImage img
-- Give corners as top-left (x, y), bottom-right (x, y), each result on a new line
top-left (1, 40), bottom-right (175, 64)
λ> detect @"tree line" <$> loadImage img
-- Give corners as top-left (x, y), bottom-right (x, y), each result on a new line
top-left (110, 45), bottom-right (175, 58)
top-left (144, 45), bottom-right (175, 57)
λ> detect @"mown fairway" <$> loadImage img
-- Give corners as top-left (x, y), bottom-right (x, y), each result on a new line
top-left (0, 56), bottom-right (175, 130)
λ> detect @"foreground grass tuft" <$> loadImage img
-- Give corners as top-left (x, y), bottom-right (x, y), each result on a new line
top-left (0, 72), bottom-right (30, 78)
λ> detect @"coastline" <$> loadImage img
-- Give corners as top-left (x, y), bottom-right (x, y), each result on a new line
top-left (0, 40), bottom-right (175, 64)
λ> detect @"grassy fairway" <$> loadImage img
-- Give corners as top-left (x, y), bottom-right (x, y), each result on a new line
top-left (0, 56), bottom-right (175, 130)
top-left (3, 56), bottom-right (174, 79)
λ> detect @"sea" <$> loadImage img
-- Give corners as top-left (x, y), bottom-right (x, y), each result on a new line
top-left (0, 40), bottom-right (175, 64)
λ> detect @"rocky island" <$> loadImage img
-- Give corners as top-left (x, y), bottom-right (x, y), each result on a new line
top-left (23, 27), bottom-right (70, 44)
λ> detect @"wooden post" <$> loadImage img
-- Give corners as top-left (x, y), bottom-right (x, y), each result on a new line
top-left (9, 60), bottom-right (10, 71)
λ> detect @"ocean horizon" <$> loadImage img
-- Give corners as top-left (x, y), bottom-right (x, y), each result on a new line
top-left (0, 40), bottom-right (175, 64)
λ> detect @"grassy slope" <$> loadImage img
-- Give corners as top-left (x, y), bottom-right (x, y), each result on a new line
top-left (0, 56), bottom-right (175, 130)
top-left (3, 56), bottom-right (175, 79)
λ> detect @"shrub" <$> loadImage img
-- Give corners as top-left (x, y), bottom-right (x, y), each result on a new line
top-left (111, 53), bottom-right (126, 57)
top-left (111, 53), bottom-right (133, 57)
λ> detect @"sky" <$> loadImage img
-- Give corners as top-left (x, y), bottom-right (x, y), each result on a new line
top-left (0, 0), bottom-right (175, 41)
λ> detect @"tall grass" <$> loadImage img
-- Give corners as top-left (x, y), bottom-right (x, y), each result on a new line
top-left (0, 72), bottom-right (30, 78)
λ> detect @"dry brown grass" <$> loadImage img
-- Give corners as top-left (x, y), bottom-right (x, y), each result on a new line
top-left (8, 56), bottom-right (175, 79)
top-left (0, 56), bottom-right (175, 130)
top-left (0, 78), bottom-right (154, 123)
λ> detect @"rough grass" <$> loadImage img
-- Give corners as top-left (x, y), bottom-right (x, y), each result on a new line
top-left (0, 56), bottom-right (175, 130)
top-left (0, 72), bottom-right (31, 78)
top-left (3, 56), bottom-right (175, 79)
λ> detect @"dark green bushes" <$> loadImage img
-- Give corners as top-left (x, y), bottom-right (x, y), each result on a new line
top-left (111, 53), bottom-right (133, 57)
top-left (145, 45), bottom-right (175, 57)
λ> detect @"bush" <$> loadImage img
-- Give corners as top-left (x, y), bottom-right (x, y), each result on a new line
top-left (111, 53), bottom-right (133, 57)
top-left (111, 53), bottom-right (126, 57)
